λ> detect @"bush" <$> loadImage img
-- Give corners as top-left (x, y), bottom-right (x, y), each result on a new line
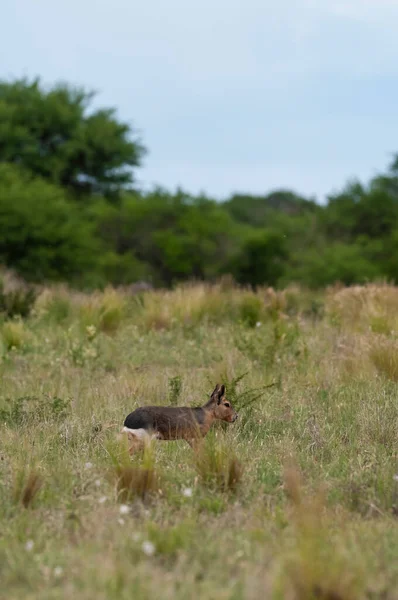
top-left (0, 271), bottom-right (36, 318)
top-left (287, 242), bottom-right (382, 288)
top-left (1, 319), bottom-right (30, 351)
top-left (229, 231), bottom-right (287, 288)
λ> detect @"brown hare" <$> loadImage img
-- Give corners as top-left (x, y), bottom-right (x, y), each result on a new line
top-left (123, 383), bottom-right (238, 453)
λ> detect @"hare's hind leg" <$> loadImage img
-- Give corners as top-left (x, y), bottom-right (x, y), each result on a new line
top-left (122, 427), bottom-right (159, 456)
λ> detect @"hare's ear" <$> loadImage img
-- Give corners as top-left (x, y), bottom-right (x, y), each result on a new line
top-left (211, 383), bottom-right (225, 405)
top-left (217, 384), bottom-right (226, 404)
top-left (210, 384), bottom-right (222, 402)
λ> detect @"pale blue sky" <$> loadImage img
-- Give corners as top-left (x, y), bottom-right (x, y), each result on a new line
top-left (2, 0), bottom-right (398, 201)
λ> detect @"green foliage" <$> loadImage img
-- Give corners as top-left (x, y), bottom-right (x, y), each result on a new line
top-left (0, 78), bottom-right (145, 198)
top-left (324, 180), bottom-right (398, 240)
top-left (287, 241), bottom-right (382, 288)
top-left (0, 165), bottom-right (101, 284)
top-left (0, 394), bottom-right (70, 426)
top-left (224, 189), bottom-right (318, 226)
top-left (1, 319), bottom-right (30, 351)
top-left (1, 75), bottom-right (398, 289)
top-left (147, 521), bottom-right (196, 559)
top-left (41, 293), bottom-right (72, 324)
top-left (238, 294), bottom-right (264, 327)
top-left (168, 375), bottom-right (182, 405)
top-left (219, 370), bottom-right (276, 412)
top-left (229, 231), bottom-right (287, 287)
top-left (94, 190), bottom-right (240, 286)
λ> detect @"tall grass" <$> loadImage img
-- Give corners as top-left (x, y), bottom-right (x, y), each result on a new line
top-left (0, 280), bottom-right (397, 599)
top-left (369, 337), bottom-right (398, 382)
top-left (78, 287), bottom-right (128, 333)
top-left (193, 433), bottom-right (243, 493)
top-left (137, 282), bottom-right (271, 331)
top-left (1, 319), bottom-right (30, 350)
top-left (326, 282), bottom-right (398, 334)
top-left (280, 465), bottom-right (365, 600)
top-left (12, 466), bottom-right (43, 508)
top-left (34, 286), bottom-right (72, 324)
top-left (107, 436), bottom-right (160, 503)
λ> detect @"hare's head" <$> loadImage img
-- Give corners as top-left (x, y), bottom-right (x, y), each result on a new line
top-left (207, 384), bottom-right (238, 423)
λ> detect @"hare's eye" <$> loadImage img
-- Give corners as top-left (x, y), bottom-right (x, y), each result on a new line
top-left (224, 402), bottom-right (230, 408)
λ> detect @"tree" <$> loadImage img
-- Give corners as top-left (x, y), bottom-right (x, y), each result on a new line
top-left (224, 190), bottom-right (317, 227)
top-left (0, 78), bottom-right (145, 199)
top-left (285, 241), bottom-right (382, 288)
top-left (93, 189), bottom-right (241, 286)
top-left (0, 165), bottom-right (101, 284)
top-left (229, 231), bottom-right (287, 287)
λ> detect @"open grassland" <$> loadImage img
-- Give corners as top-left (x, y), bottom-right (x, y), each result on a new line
top-left (0, 280), bottom-right (398, 600)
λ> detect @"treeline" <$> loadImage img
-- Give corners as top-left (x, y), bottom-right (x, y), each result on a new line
top-left (1, 78), bottom-right (398, 289)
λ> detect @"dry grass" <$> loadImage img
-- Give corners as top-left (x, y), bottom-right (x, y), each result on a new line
top-left (193, 433), bottom-right (243, 493)
top-left (78, 287), bottom-right (128, 333)
top-left (369, 336), bottom-right (398, 382)
top-left (280, 465), bottom-right (365, 600)
top-left (0, 281), bottom-right (397, 599)
top-left (326, 282), bottom-right (398, 334)
top-left (108, 438), bottom-right (161, 503)
top-left (12, 468), bottom-right (43, 508)
top-left (113, 465), bottom-right (159, 503)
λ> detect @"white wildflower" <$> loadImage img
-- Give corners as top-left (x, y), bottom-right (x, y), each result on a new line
top-left (256, 321), bottom-right (262, 327)
top-left (98, 496), bottom-right (107, 504)
top-left (142, 541), bottom-right (155, 556)
top-left (118, 518), bottom-right (125, 526)
top-left (53, 566), bottom-right (63, 578)
top-left (182, 487), bottom-right (193, 498)
top-left (95, 479), bottom-right (101, 487)
top-left (119, 504), bottom-right (130, 515)
top-left (25, 540), bottom-right (34, 552)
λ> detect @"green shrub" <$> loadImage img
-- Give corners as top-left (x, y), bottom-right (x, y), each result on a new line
top-left (0, 279), bottom-right (36, 319)
top-left (1, 319), bottom-right (29, 351)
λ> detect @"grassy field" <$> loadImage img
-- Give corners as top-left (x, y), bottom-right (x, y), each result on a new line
top-left (0, 279), bottom-right (398, 599)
